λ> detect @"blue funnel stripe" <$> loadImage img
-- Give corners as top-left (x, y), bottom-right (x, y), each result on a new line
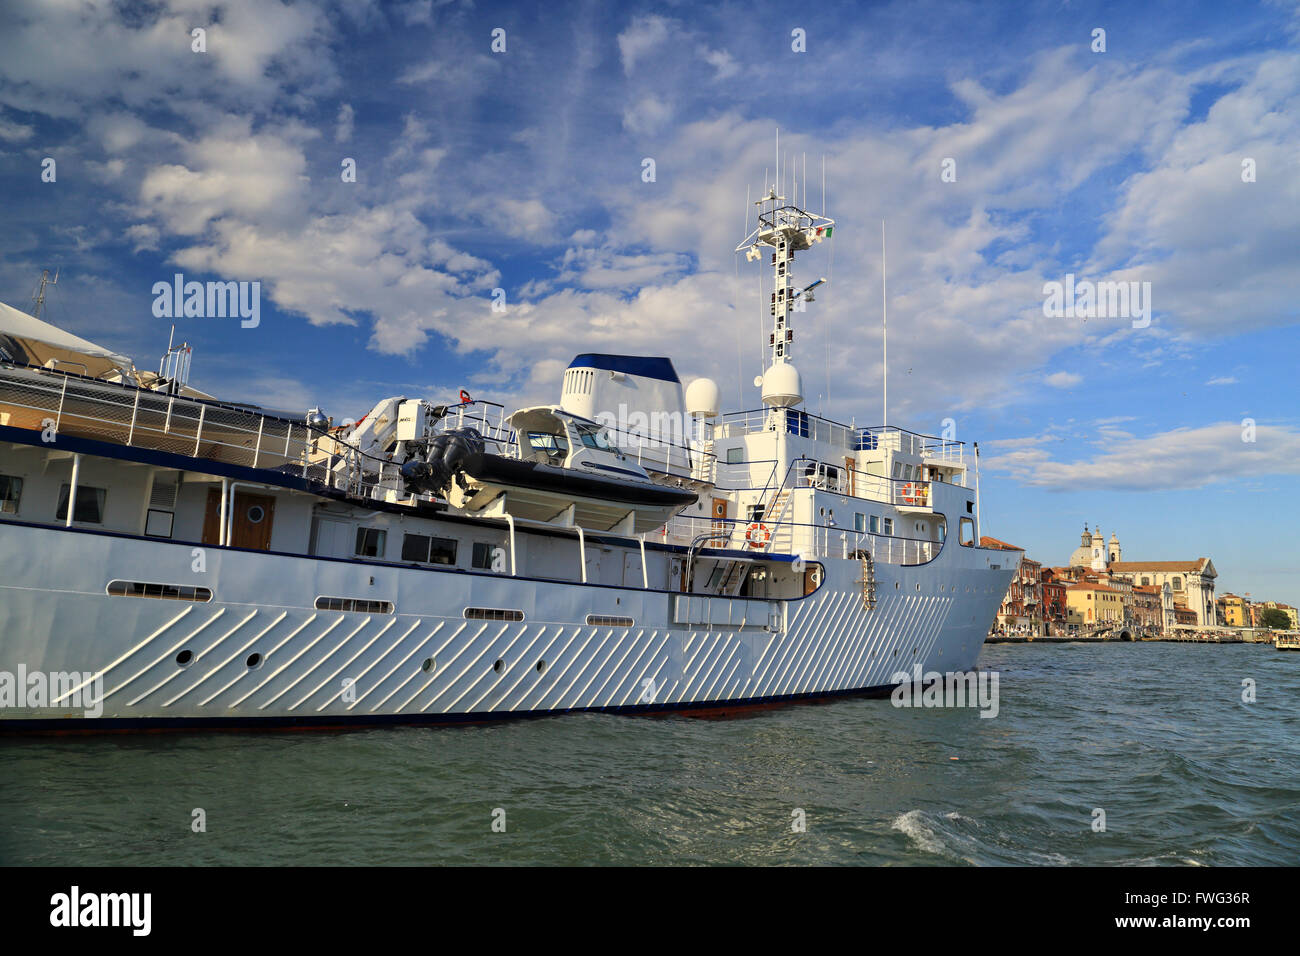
top-left (567, 353), bottom-right (679, 383)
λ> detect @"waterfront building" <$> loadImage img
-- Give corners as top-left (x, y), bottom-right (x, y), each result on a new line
top-left (1131, 584), bottom-right (1164, 631)
top-left (1066, 581), bottom-right (1124, 625)
top-left (1263, 601), bottom-right (1300, 629)
top-left (1041, 568), bottom-right (1068, 627)
top-left (982, 536), bottom-right (1042, 634)
top-left (1107, 559), bottom-right (1217, 627)
top-left (1062, 526), bottom-right (1217, 627)
top-left (1218, 593), bottom-right (1248, 628)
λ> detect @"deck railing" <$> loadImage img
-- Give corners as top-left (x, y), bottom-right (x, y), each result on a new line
top-left (0, 363), bottom-right (415, 501)
top-left (656, 513), bottom-right (940, 566)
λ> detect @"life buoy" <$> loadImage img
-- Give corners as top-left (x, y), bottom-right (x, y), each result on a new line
top-left (458, 389), bottom-right (473, 405)
top-left (745, 522), bottom-right (771, 548)
top-left (901, 482), bottom-right (923, 506)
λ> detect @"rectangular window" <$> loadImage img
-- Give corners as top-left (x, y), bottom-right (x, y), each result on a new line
top-left (108, 580), bottom-right (212, 602)
top-left (402, 533), bottom-right (458, 565)
top-left (725, 446), bottom-right (744, 464)
top-left (0, 474), bottom-right (23, 514)
top-left (883, 518), bottom-right (894, 535)
top-left (854, 513), bottom-right (866, 533)
top-left (472, 542), bottom-right (498, 570)
top-left (960, 517), bottom-right (975, 546)
top-left (56, 484), bottom-right (106, 524)
top-left (464, 607), bottom-right (524, 622)
top-left (355, 527), bottom-right (386, 558)
top-left (747, 505), bottom-right (765, 523)
top-left (586, 614), bottom-right (634, 627)
top-left (315, 596), bottom-right (395, 614)
top-left (869, 515), bottom-right (880, 534)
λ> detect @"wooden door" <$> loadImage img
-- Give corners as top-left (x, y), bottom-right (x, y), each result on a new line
top-left (203, 489), bottom-right (276, 550)
top-left (710, 497), bottom-right (729, 547)
top-left (844, 457), bottom-right (856, 496)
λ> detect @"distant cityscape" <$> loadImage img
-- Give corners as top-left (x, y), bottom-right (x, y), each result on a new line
top-left (982, 525), bottom-right (1298, 640)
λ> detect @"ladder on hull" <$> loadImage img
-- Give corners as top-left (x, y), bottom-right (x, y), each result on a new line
top-left (860, 551), bottom-right (877, 610)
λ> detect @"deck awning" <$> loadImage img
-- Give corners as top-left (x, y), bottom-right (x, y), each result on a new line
top-left (0, 299), bottom-right (133, 378)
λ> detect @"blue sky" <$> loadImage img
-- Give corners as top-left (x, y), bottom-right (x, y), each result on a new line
top-left (1, 0), bottom-right (1297, 603)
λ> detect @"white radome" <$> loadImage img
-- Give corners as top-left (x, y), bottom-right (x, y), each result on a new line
top-left (685, 377), bottom-right (720, 418)
top-left (761, 363), bottom-right (803, 408)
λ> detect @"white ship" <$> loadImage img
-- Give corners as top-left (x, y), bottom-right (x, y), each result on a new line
top-left (0, 186), bottom-right (1017, 731)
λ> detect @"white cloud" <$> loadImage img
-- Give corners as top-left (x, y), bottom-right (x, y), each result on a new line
top-left (0, 114), bottom-right (33, 142)
top-left (0, 0), bottom-right (337, 118)
top-left (1206, 375), bottom-right (1237, 385)
top-left (985, 421), bottom-right (1300, 491)
top-left (1045, 371), bottom-right (1082, 388)
top-left (617, 15), bottom-right (673, 75)
top-left (622, 95), bottom-right (673, 136)
top-left (335, 103), bottom-right (355, 144)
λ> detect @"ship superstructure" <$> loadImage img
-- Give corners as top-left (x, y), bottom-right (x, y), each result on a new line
top-left (0, 175), bottom-right (1017, 731)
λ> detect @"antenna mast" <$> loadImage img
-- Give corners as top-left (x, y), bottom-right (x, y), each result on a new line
top-left (882, 221), bottom-right (887, 429)
top-left (32, 268), bottom-right (58, 320)
top-left (736, 132), bottom-right (835, 409)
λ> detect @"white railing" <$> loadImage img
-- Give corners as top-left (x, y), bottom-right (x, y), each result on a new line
top-left (0, 363), bottom-right (413, 502)
top-left (655, 513), bottom-right (939, 566)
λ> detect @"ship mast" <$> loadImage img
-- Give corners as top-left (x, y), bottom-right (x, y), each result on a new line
top-left (31, 268), bottom-right (58, 320)
top-left (736, 148), bottom-right (834, 410)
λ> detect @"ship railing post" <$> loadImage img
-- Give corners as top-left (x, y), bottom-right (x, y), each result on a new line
top-left (55, 376), bottom-right (68, 429)
top-left (639, 535), bottom-right (649, 588)
top-left (283, 423), bottom-right (293, 458)
top-left (65, 453), bottom-right (80, 527)
top-left (127, 389), bottom-right (140, 445)
top-left (576, 526), bottom-right (587, 583)
top-left (252, 415), bottom-right (264, 468)
top-left (506, 514), bottom-right (517, 575)
top-left (193, 404), bottom-right (205, 456)
top-left (164, 395), bottom-right (174, 434)
top-left (219, 478), bottom-right (229, 545)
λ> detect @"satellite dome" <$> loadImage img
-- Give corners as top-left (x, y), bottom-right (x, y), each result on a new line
top-left (761, 363), bottom-right (803, 408)
top-left (685, 377), bottom-right (720, 418)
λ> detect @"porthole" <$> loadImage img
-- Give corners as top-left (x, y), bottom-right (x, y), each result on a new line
top-left (895, 581), bottom-right (900, 589)
top-left (916, 582), bottom-right (921, 591)
top-left (245, 652), bottom-right (261, 668)
top-left (493, 659), bottom-right (504, 673)
top-left (536, 660), bottom-right (546, 673)
top-left (176, 649), bottom-right (193, 667)
top-left (246, 505), bottom-right (266, 524)
top-left (421, 657), bottom-right (434, 673)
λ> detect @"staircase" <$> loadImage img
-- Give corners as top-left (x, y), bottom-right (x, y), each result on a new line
top-left (718, 559), bottom-right (749, 595)
top-left (762, 488), bottom-right (795, 554)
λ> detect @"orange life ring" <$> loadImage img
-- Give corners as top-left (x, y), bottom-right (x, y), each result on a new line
top-left (745, 522), bottom-right (771, 548)
top-left (901, 482), bottom-right (922, 506)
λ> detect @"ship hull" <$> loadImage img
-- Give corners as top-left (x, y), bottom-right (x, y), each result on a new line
top-left (0, 519), bottom-right (1012, 732)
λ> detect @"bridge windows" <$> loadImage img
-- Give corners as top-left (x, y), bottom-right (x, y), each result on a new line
top-left (403, 533), bottom-right (457, 566)
top-left (354, 527), bottom-right (386, 558)
top-left (56, 483), bottom-right (106, 524)
top-left (0, 474), bottom-right (22, 515)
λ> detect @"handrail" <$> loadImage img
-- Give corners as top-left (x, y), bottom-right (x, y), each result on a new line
top-left (660, 512), bottom-right (942, 566)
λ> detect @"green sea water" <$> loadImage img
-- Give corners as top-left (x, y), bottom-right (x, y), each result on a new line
top-left (2, 642), bottom-right (1296, 865)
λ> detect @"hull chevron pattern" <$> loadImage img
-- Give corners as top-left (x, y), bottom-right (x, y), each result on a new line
top-left (0, 156), bottom-right (1016, 733)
